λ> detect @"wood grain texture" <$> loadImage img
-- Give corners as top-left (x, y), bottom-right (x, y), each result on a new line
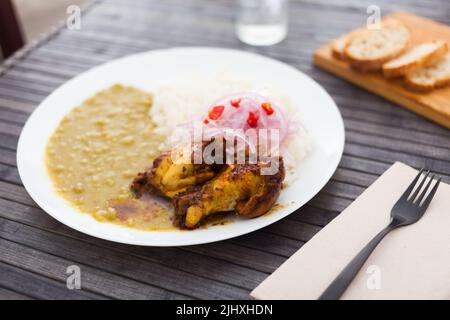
top-left (0, 0), bottom-right (449, 300)
top-left (314, 12), bottom-right (450, 128)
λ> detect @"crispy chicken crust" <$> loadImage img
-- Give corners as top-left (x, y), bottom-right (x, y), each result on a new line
top-left (172, 159), bottom-right (285, 229)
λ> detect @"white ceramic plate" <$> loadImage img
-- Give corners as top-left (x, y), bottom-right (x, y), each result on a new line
top-left (17, 47), bottom-right (344, 246)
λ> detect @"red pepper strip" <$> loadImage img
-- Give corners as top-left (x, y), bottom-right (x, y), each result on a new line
top-left (230, 98), bottom-right (241, 108)
top-left (203, 118), bottom-right (209, 124)
top-left (247, 111), bottom-right (259, 128)
top-left (261, 102), bottom-right (274, 116)
top-left (208, 105), bottom-right (225, 120)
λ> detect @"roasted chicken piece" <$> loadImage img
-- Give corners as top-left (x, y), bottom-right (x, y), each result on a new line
top-left (173, 158), bottom-right (285, 229)
top-left (131, 148), bottom-right (218, 198)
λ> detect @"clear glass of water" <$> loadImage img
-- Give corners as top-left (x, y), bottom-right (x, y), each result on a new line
top-left (235, 0), bottom-right (289, 46)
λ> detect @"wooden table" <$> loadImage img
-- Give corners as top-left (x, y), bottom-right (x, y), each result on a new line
top-left (0, 0), bottom-right (449, 300)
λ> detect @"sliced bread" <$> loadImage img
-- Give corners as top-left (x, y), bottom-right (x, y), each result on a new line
top-left (331, 29), bottom-right (363, 60)
top-left (382, 40), bottom-right (448, 78)
top-left (405, 52), bottom-right (450, 91)
top-left (331, 34), bottom-right (350, 60)
top-left (344, 19), bottom-right (411, 71)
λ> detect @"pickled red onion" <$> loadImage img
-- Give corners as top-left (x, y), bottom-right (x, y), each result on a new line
top-left (201, 92), bottom-right (298, 148)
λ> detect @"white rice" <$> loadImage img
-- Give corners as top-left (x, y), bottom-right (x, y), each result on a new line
top-left (149, 72), bottom-right (312, 184)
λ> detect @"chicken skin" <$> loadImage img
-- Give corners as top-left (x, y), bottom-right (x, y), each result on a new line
top-left (173, 158), bottom-right (285, 229)
top-left (131, 149), bottom-right (218, 198)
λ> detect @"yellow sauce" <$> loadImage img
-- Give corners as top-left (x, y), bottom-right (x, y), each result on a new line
top-left (45, 85), bottom-right (175, 230)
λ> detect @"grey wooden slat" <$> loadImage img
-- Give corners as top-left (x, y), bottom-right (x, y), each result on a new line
top-left (310, 193), bottom-right (353, 213)
top-left (36, 45), bottom-right (115, 63)
top-left (0, 85), bottom-right (46, 104)
top-left (346, 130), bottom-right (450, 162)
top-left (0, 180), bottom-right (33, 205)
top-left (0, 97), bottom-right (36, 113)
top-left (0, 131), bottom-right (20, 150)
top-left (0, 286), bottom-right (33, 300)
top-left (45, 41), bottom-right (124, 61)
top-left (4, 69), bottom-right (65, 88)
top-left (11, 62), bottom-right (77, 81)
top-left (332, 167), bottom-right (378, 188)
top-left (322, 85), bottom-right (429, 120)
top-left (0, 107), bottom-right (29, 125)
top-left (322, 180), bottom-right (364, 200)
top-left (292, 205), bottom-right (339, 227)
top-left (230, 231), bottom-right (303, 258)
top-left (0, 77), bottom-right (55, 96)
top-left (338, 105), bottom-right (450, 137)
top-left (0, 148), bottom-right (16, 167)
top-left (0, 163), bottom-right (21, 185)
top-left (184, 242), bottom-right (286, 275)
top-left (0, 119), bottom-right (22, 136)
top-left (344, 143), bottom-right (450, 178)
top-left (0, 260), bottom-right (105, 300)
top-left (264, 218), bottom-right (321, 243)
top-left (0, 221), bottom-right (191, 300)
top-left (26, 54), bottom-right (98, 73)
top-left (339, 154), bottom-right (391, 176)
top-left (327, 89), bottom-right (434, 121)
top-left (344, 120), bottom-right (450, 150)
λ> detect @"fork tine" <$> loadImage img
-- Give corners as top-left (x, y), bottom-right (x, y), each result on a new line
top-left (415, 174), bottom-right (435, 204)
top-left (409, 170), bottom-right (430, 202)
top-left (400, 168), bottom-right (424, 200)
top-left (420, 177), bottom-right (441, 210)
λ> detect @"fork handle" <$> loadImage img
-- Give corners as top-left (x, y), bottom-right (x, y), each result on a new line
top-left (318, 223), bottom-right (395, 300)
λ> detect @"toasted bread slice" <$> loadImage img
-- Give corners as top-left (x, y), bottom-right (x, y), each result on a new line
top-left (382, 40), bottom-right (448, 78)
top-left (331, 29), bottom-right (363, 60)
top-left (344, 19), bottom-right (411, 71)
top-left (405, 53), bottom-right (450, 92)
top-left (331, 34), bottom-right (350, 60)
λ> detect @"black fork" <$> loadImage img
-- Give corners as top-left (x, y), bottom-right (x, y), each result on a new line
top-left (319, 169), bottom-right (441, 300)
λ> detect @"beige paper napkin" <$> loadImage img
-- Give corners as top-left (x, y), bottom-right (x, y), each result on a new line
top-left (251, 162), bottom-right (450, 300)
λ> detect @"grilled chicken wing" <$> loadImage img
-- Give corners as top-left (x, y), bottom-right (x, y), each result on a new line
top-left (173, 158), bottom-right (285, 229)
top-left (131, 148), bottom-right (218, 198)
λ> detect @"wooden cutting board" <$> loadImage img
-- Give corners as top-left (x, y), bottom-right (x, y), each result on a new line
top-left (313, 12), bottom-right (450, 129)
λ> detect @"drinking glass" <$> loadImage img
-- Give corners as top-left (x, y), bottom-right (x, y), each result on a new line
top-left (235, 0), bottom-right (289, 46)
